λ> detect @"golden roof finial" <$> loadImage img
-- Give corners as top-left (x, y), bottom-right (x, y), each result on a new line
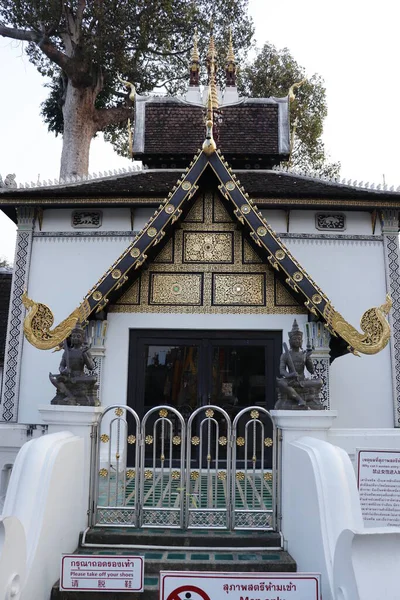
top-left (206, 30), bottom-right (219, 108)
top-left (202, 85), bottom-right (217, 156)
top-left (191, 28), bottom-right (199, 64)
top-left (288, 78), bottom-right (306, 102)
top-left (207, 33), bottom-right (217, 63)
top-left (227, 27), bottom-right (235, 64)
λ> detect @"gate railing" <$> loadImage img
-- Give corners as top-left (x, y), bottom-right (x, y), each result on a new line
top-left (89, 404), bottom-right (278, 531)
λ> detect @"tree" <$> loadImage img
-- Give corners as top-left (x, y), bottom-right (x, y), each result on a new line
top-left (240, 43), bottom-right (340, 178)
top-left (0, 257), bottom-right (12, 268)
top-left (0, 1), bottom-right (253, 179)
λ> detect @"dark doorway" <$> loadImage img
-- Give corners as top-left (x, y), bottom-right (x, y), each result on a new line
top-left (127, 329), bottom-right (282, 418)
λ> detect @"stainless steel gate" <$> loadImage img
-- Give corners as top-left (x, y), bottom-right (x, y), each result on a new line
top-left (90, 404), bottom-right (277, 530)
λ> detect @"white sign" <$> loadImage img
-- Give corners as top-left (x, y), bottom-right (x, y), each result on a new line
top-left (357, 449), bottom-right (400, 527)
top-left (160, 571), bottom-right (321, 600)
top-left (60, 554), bottom-right (144, 592)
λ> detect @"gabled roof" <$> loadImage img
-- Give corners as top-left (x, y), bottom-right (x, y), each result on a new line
top-left (22, 148), bottom-right (391, 358)
top-left (132, 95), bottom-right (289, 168)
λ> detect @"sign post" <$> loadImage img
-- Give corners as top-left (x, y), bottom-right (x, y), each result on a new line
top-left (60, 554), bottom-right (144, 592)
top-left (160, 572), bottom-right (320, 600)
top-left (357, 449), bottom-right (400, 527)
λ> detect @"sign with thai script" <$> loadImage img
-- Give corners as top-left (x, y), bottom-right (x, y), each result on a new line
top-left (160, 572), bottom-right (320, 600)
top-left (60, 554), bottom-right (144, 592)
top-left (357, 449), bottom-right (400, 527)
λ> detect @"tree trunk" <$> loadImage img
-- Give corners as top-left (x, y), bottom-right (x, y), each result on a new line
top-left (60, 83), bottom-right (97, 179)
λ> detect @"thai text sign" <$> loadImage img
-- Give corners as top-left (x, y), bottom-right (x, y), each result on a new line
top-left (160, 571), bottom-right (320, 600)
top-left (357, 449), bottom-right (400, 527)
top-left (60, 554), bottom-right (144, 592)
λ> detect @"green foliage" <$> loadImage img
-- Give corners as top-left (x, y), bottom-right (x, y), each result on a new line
top-left (0, 0), bottom-right (254, 140)
top-left (239, 43), bottom-right (340, 177)
top-left (0, 256), bottom-right (12, 268)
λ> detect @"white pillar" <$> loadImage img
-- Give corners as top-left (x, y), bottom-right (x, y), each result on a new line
top-left (1, 208), bottom-right (35, 422)
top-left (381, 210), bottom-right (400, 426)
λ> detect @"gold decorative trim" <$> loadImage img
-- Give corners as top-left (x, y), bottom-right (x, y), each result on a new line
top-left (112, 269), bottom-right (122, 280)
top-left (312, 294), bottom-right (322, 305)
top-left (22, 292), bottom-right (91, 351)
top-left (275, 250), bottom-right (285, 260)
top-left (226, 181), bottom-right (235, 191)
top-left (182, 181), bottom-right (192, 191)
top-left (257, 226), bottom-right (267, 237)
top-left (165, 204), bottom-right (174, 214)
top-left (147, 227), bottom-right (157, 237)
top-left (92, 291), bottom-right (102, 301)
top-left (130, 248), bottom-right (140, 258)
top-left (293, 271), bottom-right (303, 282)
top-left (324, 295), bottom-right (392, 355)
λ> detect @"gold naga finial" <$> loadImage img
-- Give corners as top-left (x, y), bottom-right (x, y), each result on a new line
top-left (225, 26), bottom-right (237, 87)
top-left (288, 78), bottom-right (306, 103)
top-left (117, 75), bottom-right (136, 102)
top-left (202, 85), bottom-right (217, 156)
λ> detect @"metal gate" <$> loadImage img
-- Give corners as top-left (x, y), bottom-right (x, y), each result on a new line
top-left (90, 404), bottom-right (277, 530)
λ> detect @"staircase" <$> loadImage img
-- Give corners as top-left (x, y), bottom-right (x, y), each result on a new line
top-left (51, 527), bottom-right (296, 599)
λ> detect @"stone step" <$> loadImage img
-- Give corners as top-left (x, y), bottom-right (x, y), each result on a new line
top-left (51, 545), bottom-right (296, 600)
top-left (82, 527), bottom-right (282, 549)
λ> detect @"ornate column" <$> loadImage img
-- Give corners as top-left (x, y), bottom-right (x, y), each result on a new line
top-left (1, 208), bottom-right (35, 422)
top-left (86, 319), bottom-right (108, 404)
top-left (304, 322), bottom-right (331, 409)
top-left (381, 210), bottom-right (400, 426)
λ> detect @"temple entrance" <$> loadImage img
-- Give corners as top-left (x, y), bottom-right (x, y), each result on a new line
top-left (127, 329), bottom-right (282, 418)
top-left (88, 330), bottom-right (281, 531)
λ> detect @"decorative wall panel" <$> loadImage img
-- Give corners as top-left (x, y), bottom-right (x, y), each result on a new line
top-left (212, 274), bottom-right (265, 306)
top-left (183, 232), bottom-right (233, 263)
top-left (110, 192), bottom-right (306, 315)
top-left (149, 273), bottom-right (203, 306)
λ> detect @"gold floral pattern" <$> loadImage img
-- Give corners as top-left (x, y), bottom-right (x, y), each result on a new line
top-left (264, 437), bottom-right (273, 447)
top-left (115, 407), bottom-right (124, 416)
top-left (236, 437), bottom-right (245, 446)
top-left (312, 294), bottom-right (322, 305)
top-left (293, 271), bottom-right (304, 282)
top-left (130, 247), bottom-right (140, 258)
top-left (205, 409), bottom-right (214, 418)
top-left (275, 249), bottom-right (285, 260)
top-left (218, 436), bottom-right (227, 446)
top-left (145, 435), bottom-right (153, 445)
top-left (183, 232), bottom-right (233, 263)
top-left (147, 227), bottom-right (157, 237)
top-left (191, 436), bottom-right (200, 445)
top-left (241, 204), bottom-right (251, 214)
top-left (144, 470), bottom-right (153, 480)
top-left (264, 472), bottom-right (273, 481)
top-left (182, 181), bottom-right (192, 191)
top-left (172, 436), bottom-right (181, 445)
top-left (149, 273), bottom-right (202, 306)
top-left (217, 471), bottom-right (227, 480)
top-left (213, 274), bottom-right (265, 306)
top-left (236, 471), bottom-right (245, 481)
top-left (100, 434), bottom-right (109, 443)
top-left (257, 226), bottom-right (267, 237)
top-left (92, 291), bottom-right (102, 301)
top-left (165, 204), bottom-right (174, 214)
top-left (111, 269), bottom-right (122, 280)
top-left (250, 410), bottom-right (259, 419)
top-left (190, 470), bottom-right (199, 480)
top-left (171, 470), bottom-right (181, 480)
top-left (159, 409), bottom-right (168, 417)
top-left (226, 181), bottom-right (235, 191)
top-left (99, 468), bottom-right (108, 477)
top-left (126, 469), bottom-right (135, 479)
top-left (127, 435), bottom-right (136, 445)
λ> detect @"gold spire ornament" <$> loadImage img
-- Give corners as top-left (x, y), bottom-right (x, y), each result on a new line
top-left (202, 85), bottom-right (217, 156)
top-left (206, 33), bottom-right (219, 109)
top-left (189, 29), bottom-right (200, 86)
top-left (225, 27), bottom-right (237, 87)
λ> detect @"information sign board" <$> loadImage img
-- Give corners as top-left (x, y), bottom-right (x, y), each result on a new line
top-left (160, 571), bottom-right (320, 600)
top-left (357, 449), bottom-right (400, 527)
top-left (60, 554), bottom-right (144, 592)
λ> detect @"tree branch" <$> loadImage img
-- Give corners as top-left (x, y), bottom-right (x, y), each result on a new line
top-left (94, 106), bottom-right (132, 131)
top-left (0, 22), bottom-right (73, 74)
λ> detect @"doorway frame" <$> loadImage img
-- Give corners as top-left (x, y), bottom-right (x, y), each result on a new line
top-left (127, 329), bottom-right (282, 416)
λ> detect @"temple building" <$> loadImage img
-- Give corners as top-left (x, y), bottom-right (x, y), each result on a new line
top-left (0, 31), bottom-right (400, 600)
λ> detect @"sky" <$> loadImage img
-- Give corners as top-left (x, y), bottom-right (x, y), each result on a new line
top-left (1, 0), bottom-right (399, 263)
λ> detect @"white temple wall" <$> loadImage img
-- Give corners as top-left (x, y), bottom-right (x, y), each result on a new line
top-left (41, 207), bottom-right (131, 231)
top-left (17, 235), bottom-right (129, 423)
top-left (285, 236), bottom-right (392, 428)
top-left (101, 312), bottom-right (307, 410)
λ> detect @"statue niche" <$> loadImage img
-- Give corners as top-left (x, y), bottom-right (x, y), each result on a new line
top-left (275, 319), bottom-right (324, 410)
top-left (49, 324), bottom-right (98, 406)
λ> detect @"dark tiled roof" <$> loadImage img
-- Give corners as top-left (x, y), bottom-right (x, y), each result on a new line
top-left (1, 169), bottom-right (400, 208)
top-left (141, 102), bottom-right (280, 158)
top-left (0, 270), bottom-right (12, 363)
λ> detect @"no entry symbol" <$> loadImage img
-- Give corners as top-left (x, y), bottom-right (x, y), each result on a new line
top-left (166, 584), bottom-right (211, 600)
